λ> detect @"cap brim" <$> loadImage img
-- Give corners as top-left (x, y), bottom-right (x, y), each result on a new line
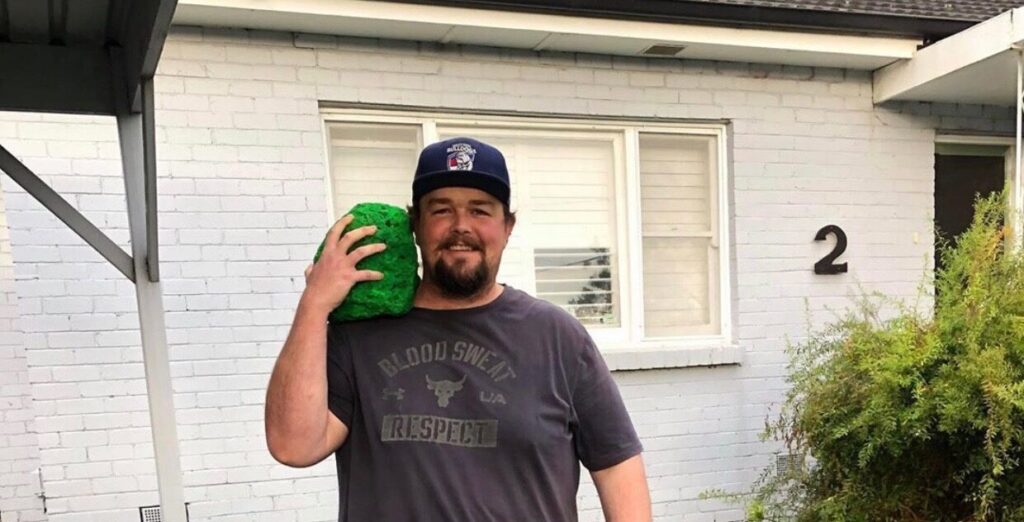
top-left (413, 170), bottom-right (510, 205)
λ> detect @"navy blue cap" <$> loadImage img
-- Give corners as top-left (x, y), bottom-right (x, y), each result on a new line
top-left (412, 137), bottom-right (510, 207)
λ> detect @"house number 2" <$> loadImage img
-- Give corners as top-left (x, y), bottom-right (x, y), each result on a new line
top-left (814, 225), bottom-right (848, 275)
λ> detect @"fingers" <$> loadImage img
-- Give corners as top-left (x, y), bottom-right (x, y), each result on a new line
top-left (304, 263), bottom-right (314, 279)
top-left (354, 270), bottom-right (385, 282)
top-left (337, 224), bottom-right (378, 253)
top-left (348, 242), bottom-right (387, 264)
top-left (324, 214), bottom-right (355, 251)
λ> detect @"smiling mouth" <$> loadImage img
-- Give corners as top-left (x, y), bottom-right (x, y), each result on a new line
top-left (441, 241), bottom-right (480, 253)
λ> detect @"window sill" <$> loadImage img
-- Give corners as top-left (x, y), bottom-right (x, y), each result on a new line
top-left (602, 342), bottom-right (743, 372)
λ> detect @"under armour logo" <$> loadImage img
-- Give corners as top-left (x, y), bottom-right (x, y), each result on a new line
top-left (425, 375), bottom-right (466, 408)
top-left (382, 387), bottom-right (405, 401)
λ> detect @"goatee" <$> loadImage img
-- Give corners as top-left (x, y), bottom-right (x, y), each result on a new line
top-left (430, 256), bottom-right (489, 299)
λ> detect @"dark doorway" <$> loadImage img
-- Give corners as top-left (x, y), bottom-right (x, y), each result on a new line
top-left (934, 153), bottom-right (1005, 274)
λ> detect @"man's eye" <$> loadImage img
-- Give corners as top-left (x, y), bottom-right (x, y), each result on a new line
top-left (471, 208), bottom-right (490, 216)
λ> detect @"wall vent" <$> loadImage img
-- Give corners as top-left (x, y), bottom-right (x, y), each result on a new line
top-left (642, 44), bottom-right (686, 56)
top-left (139, 504), bottom-right (190, 522)
top-left (776, 453), bottom-right (799, 477)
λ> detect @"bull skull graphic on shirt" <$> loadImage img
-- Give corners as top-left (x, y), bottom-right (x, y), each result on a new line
top-left (425, 374), bottom-right (466, 407)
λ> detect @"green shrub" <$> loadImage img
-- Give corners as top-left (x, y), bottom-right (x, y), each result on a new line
top-left (746, 192), bottom-right (1024, 521)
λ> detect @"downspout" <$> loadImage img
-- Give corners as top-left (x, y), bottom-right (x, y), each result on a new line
top-left (1015, 44), bottom-right (1023, 249)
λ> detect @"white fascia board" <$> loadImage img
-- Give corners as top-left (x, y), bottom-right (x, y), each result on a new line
top-left (874, 7), bottom-right (1024, 103)
top-left (174, 0), bottom-right (920, 69)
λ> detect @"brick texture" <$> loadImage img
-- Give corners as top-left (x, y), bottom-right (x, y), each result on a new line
top-left (0, 176), bottom-right (47, 522)
top-left (0, 24), bottom-right (1015, 521)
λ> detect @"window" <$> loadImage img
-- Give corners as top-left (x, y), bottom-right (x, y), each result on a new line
top-left (639, 134), bottom-right (721, 337)
top-left (324, 111), bottom-right (729, 349)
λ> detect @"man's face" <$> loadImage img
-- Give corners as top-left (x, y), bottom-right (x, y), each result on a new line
top-left (414, 187), bottom-right (514, 299)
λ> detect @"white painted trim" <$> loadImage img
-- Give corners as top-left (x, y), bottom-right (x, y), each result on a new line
top-left (935, 134), bottom-right (1015, 146)
top-left (323, 107), bottom-right (728, 134)
top-left (604, 342), bottom-right (742, 371)
top-left (175, 0), bottom-right (919, 69)
top-left (715, 127), bottom-right (731, 341)
top-left (177, 0), bottom-right (912, 54)
top-left (874, 7), bottom-right (1024, 104)
top-left (624, 129), bottom-right (645, 346)
top-left (1016, 50), bottom-right (1024, 250)
top-left (608, 132), bottom-right (630, 346)
top-left (422, 121), bottom-right (439, 146)
top-left (721, 129), bottom-right (733, 341)
top-left (320, 116), bottom-right (337, 225)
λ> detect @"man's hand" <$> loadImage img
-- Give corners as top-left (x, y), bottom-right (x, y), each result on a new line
top-left (301, 214), bottom-right (387, 315)
top-left (591, 454), bottom-right (652, 522)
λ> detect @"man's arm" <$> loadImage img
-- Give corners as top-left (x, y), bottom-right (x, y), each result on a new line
top-left (264, 215), bottom-right (384, 467)
top-left (591, 454), bottom-right (652, 522)
top-left (264, 302), bottom-right (348, 467)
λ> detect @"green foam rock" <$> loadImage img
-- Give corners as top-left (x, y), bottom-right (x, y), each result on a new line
top-left (314, 203), bottom-right (419, 322)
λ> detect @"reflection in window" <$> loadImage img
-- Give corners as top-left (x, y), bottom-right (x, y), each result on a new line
top-left (535, 247), bottom-right (616, 326)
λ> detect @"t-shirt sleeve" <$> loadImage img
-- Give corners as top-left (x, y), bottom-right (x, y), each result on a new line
top-left (569, 325), bottom-right (643, 471)
top-left (326, 323), bottom-right (356, 427)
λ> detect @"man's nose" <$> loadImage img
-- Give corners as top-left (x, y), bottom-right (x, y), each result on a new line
top-left (451, 209), bottom-right (471, 232)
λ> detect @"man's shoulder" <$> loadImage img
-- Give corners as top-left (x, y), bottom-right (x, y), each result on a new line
top-left (328, 312), bottom-right (414, 338)
top-left (499, 287), bottom-right (588, 333)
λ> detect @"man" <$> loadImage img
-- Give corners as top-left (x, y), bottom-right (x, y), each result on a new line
top-left (265, 137), bottom-right (650, 521)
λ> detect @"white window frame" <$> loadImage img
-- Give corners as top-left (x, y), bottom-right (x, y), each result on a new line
top-left (322, 108), bottom-right (736, 368)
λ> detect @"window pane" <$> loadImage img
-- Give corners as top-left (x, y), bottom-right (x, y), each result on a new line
top-left (642, 237), bottom-right (712, 337)
top-left (639, 133), bottom-right (719, 337)
top-left (535, 248), bottom-right (615, 326)
top-left (439, 130), bottom-right (620, 326)
top-left (527, 135), bottom-right (620, 327)
top-left (639, 134), bottom-right (712, 236)
top-left (328, 122), bottom-right (421, 213)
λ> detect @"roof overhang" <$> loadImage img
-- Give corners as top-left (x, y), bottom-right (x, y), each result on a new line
top-left (173, 0), bottom-right (921, 70)
top-left (874, 7), bottom-right (1024, 106)
top-left (0, 0), bottom-right (177, 115)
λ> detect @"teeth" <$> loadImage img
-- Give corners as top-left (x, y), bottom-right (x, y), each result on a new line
top-left (448, 245), bottom-right (473, 251)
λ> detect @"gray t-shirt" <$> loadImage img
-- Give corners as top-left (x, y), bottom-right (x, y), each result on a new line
top-left (326, 286), bottom-right (642, 522)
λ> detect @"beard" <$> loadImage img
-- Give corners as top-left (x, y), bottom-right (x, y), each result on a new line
top-left (427, 237), bottom-right (491, 299)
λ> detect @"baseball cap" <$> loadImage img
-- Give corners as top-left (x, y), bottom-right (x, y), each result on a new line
top-left (412, 137), bottom-right (510, 207)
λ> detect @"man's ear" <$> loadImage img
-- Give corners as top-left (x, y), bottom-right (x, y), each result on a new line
top-left (504, 212), bottom-right (516, 238)
top-left (406, 204), bottom-right (418, 233)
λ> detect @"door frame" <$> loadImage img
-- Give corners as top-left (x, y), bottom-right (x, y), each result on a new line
top-left (935, 134), bottom-right (1019, 247)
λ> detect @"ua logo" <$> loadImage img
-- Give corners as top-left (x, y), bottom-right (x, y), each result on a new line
top-left (382, 387), bottom-right (405, 401)
top-left (425, 374), bottom-right (466, 408)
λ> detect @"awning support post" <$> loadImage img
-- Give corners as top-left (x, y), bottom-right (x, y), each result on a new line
top-left (0, 146), bottom-right (135, 280)
top-left (117, 76), bottom-right (187, 522)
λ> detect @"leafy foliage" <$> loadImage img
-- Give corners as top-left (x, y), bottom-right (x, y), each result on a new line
top-left (747, 192), bottom-right (1024, 521)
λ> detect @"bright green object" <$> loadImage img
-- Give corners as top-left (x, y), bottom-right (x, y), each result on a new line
top-left (314, 203), bottom-right (419, 322)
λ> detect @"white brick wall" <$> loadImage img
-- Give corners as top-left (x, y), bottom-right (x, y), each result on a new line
top-left (0, 24), bottom-right (1015, 521)
top-left (0, 176), bottom-right (47, 522)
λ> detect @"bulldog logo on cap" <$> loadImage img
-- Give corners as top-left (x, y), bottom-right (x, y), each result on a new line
top-left (446, 143), bottom-right (476, 171)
